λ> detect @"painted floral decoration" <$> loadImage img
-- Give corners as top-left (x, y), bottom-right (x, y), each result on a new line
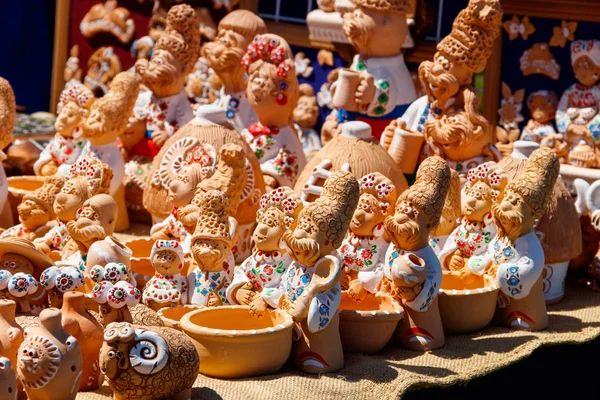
top-left (550, 20), bottom-right (578, 48)
top-left (498, 82), bottom-right (525, 130)
top-left (294, 52), bottom-right (314, 78)
top-left (502, 15), bottom-right (536, 41)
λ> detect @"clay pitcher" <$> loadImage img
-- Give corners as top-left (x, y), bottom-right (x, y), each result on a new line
top-left (16, 308), bottom-right (83, 400)
top-left (0, 300), bottom-right (24, 397)
top-left (61, 292), bottom-right (104, 391)
top-left (0, 357), bottom-right (18, 400)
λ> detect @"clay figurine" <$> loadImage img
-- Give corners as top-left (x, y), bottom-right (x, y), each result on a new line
top-left (540, 133), bottom-right (570, 163)
top-left (64, 46), bottom-right (82, 88)
top-left (100, 321), bottom-right (199, 400)
top-left (143, 240), bottom-right (188, 311)
top-left (430, 169), bottom-right (461, 256)
top-left (133, 4), bottom-right (199, 153)
top-left (130, 9), bottom-right (167, 62)
top-left (16, 308), bottom-right (82, 400)
top-left (0, 77), bottom-right (16, 229)
top-left (0, 176), bottom-right (65, 241)
top-left (382, 156), bottom-right (450, 350)
top-left (568, 140), bottom-right (598, 168)
top-left (91, 263), bottom-right (141, 327)
top-left (226, 187), bottom-right (303, 315)
top-left (84, 47), bottom-right (121, 97)
top-left (521, 90), bottom-right (558, 143)
top-left (279, 170), bottom-right (359, 373)
top-left (241, 33), bottom-right (306, 190)
top-left (0, 300), bottom-right (23, 397)
top-left (0, 357), bottom-right (17, 400)
top-left (557, 40), bottom-right (600, 147)
top-left (40, 264), bottom-right (85, 308)
top-left (34, 84), bottom-right (94, 176)
top-left (197, 10), bottom-right (267, 131)
top-left (293, 84), bottom-right (322, 159)
top-left (519, 43), bottom-right (561, 80)
top-left (80, 0), bottom-right (135, 44)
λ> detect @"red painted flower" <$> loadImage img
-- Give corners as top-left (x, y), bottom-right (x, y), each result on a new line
top-left (361, 249), bottom-right (373, 259)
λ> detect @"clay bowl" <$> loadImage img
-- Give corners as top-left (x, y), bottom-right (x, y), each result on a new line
top-left (438, 271), bottom-right (499, 334)
top-left (158, 305), bottom-right (201, 331)
top-left (339, 293), bottom-right (404, 354)
top-left (181, 305), bottom-right (294, 378)
top-left (7, 176), bottom-right (45, 222)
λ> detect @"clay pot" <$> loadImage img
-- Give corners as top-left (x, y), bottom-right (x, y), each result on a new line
top-left (387, 128), bottom-right (425, 175)
top-left (542, 261), bottom-right (570, 305)
top-left (125, 237), bottom-right (155, 277)
top-left (0, 356), bottom-right (18, 400)
top-left (438, 271), bottom-right (499, 334)
top-left (0, 300), bottom-right (24, 398)
top-left (331, 68), bottom-right (361, 112)
top-left (61, 292), bottom-right (104, 391)
top-left (17, 308), bottom-right (82, 400)
top-left (157, 305), bottom-right (200, 331)
top-left (6, 176), bottom-right (45, 224)
top-left (181, 305), bottom-right (293, 378)
top-left (339, 293), bottom-right (404, 354)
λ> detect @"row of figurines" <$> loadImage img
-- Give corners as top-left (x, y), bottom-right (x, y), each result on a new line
top-left (0, 145), bottom-right (560, 392)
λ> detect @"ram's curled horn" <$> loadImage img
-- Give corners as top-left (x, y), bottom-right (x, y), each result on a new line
top-left (129, 329), bottom-right (169, 375)
top-left (104, 322), bottom-right (136, 343)
top-left (573, 179), bottom-right (590, 217)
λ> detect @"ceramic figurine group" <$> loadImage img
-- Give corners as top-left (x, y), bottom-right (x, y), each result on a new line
top-left (0, 0), bottom-right (597, 397)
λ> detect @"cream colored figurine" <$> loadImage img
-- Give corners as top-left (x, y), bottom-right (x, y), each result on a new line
top-left (143, 240), bottom-right (188, 311)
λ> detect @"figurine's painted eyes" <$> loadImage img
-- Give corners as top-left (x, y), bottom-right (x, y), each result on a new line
top-left (156, 58), bottom-right (163, 65)
top-left (436, 56), bottom-right (450, 70)
top-left (107, 350), bottom-right (116, 359)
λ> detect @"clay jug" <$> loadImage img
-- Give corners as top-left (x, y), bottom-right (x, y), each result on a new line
top-left (16, 308), bottom-right (83, 400)
top-left (0, 300), bottom-right (24, 397)
top-left (0, 357), bottom-right (18, 400)
top-left (61, 291), bottom-right (104, 391)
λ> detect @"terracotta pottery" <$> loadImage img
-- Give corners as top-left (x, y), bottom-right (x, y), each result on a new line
top-left (0, 77), bottom-right (15, 228)
top-left (181, 305), bottom-right (293, 378)
top-left (0, 356), bottom-right (18, 400)
top-left (7, 176), bottom-right (45, 224)
top-left (86, 236), bottom-right (133, 292)
top-left (16, 308), bottom-right (82, 400)
top-left (338, 293), bottom-right (404, 354)
top-left (438, 271), bottom-right (499, 334)
top-left (0, 300), bottom-right (24, 397)
top-left (157, 305), bottom-right (200, 331)
top-left (100, 321), bottom-right (199, 400)
top-left (125, 237), bottom-right (155, 279)
top-left (60, 291), bottom-right (104, 391)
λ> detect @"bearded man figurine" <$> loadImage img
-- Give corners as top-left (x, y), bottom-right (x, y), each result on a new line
top-left (133, 4), bottom-right (200, 154)
top-left (382, 156), bottom-right (450, 350)
top-left (67, 194), bottom-right (118, 259)
top-left (429, 170), bottom-right (461, 256)
top-left (197, 10), bottom-right (267, 132)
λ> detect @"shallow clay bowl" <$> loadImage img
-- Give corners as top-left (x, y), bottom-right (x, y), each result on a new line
top-left (181, 305), bottom-right (294, 379)
top-left (438, 271), bottom-right (499, 334)
top-left (158, 305), bottom-right (201, 331)
top-left (339, 293), bottom-right (404, 354)
top-left (7, 175), bottom-right (45, 222)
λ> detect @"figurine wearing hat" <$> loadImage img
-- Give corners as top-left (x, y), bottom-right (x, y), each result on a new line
top-left (338, 172), bottom-right (397, 302)
top-left (556, 40), bottom-right (600, 147)
top-left (1, 176), bottom-right (65, 242)
top-left (278, 170), bottom-right (359, 374)
top-left (227, 187), bottom-right (302, 317)
top-left (187, 190), bottom-right (236, 307)
top-left (382, 156), bottom-right (450, 350)
top-left (429, 169), bottom-right (461, 256)
top-left (0, 78), bottom-right (16, 229)
top-left (333, 0), bottom-right (416, 141)
top-left (133, 4), bottom-right (199, 152)
top-left (144, 240), bottom-right (188, 311)
top-left (487, 148), bottom-right (559, 331)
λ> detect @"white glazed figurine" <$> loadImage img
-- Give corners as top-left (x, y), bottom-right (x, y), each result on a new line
top-left (143, 240), bottom-right (189, 311)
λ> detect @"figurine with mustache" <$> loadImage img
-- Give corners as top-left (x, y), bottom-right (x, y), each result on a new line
top-left (197, 10), bottom-right (267, 132)
top-left (133, 5), bottom-right (199, 151)
top-left (382, 156), bottom-right (450, 351)
top-left (67, 194), bottom-right (117, 256)
top-left (293, 84), bottom-right (322, 159)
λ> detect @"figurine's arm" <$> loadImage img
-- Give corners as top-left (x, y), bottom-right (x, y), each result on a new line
top-left (555, 87), bottom-right (572, 134)
top-left (497, 237), bottom-right (544, 299)
top-left (466, 250), bottom-right (494, 276)
top-left (33, 141), bottom-right (57, 176)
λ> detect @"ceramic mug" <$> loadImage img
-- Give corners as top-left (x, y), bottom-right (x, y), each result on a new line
top-left (331, 68), bottom-right (361, 112)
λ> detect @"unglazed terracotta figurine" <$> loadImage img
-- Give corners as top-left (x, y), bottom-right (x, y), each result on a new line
top-left (143, 240), bottom-right (188, 311)
top-left (294, 84), bottom-right (322, 159)
top-left (241, 33), bottom-right (306, 190)
top-left (382, 156), bottom-right (450, 350)
top-left (0, 357), bottom-right (17, 400)
top-left (16, 308), bottom-right (82, 400)
top-left (383, 0), bottom-right (502, 174)
top-left (34, 157), bottom-right (112, 257)
top-left (91, 265), bottom-right (141, 327)
top-left (34, 84), bottom-right (94, 176)
top-left (133, 4), bottom-right (199, 154)
top-left (130, 9), bottom-right (167, 62)
top-left (61, 291), bottom-right (104, 391)
top-left (486, 148), bottom-right (559, 330)
top-left (40, 264), bottom-right (85, 308)
top-left (429, 170), bottom-right (461, 256)
top-left (278, 170), bottom-right (359, 373)
top-left (439, 163), bottom-right (507, 279)
top-left (198, 10), bottom-right (267, 131)
top-left (0, 300), bottom-right (23, 397)
top-left (187, 190), bottom-right (236, 307)
top-left (0, 77), bottom-right (16, 229)
top-left (331, 0), bottom-right (416, 140)
top-left (338, 172), bottom-right (397, 302)
top-left (100, 321), bottom-right (199, 400)
top-left (80, 0), bottom-right (135, 44)
top-left (84, 47), bottom-right (122, 97)
top-left (557, 40), bottom-right (600, 147)
top-left (226, 187), bottom-right (302, 314)
top-left (0, 176), bottom-right (64, 241)
top-left (521, 91), bottom-right (558, 143)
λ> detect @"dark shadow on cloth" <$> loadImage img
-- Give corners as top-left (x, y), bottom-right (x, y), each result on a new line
top-left (191, 387), bottom-right (224, 400)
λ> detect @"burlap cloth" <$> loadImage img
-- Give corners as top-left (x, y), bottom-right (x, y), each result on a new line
top-left (77, 284), bottom-right (600, 400)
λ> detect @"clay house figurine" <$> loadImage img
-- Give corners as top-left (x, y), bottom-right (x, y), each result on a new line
top-left (0, 176), bottom-right (65, 241)
top-left (332, 0), bottom-right (416, 140)
top-left (226, 187), bottom-right (303, 315)
top-left (100, 321), bottom-right (199, 400)
top-left (0, 77), bottom-right (16, 229)
top-left (383, 0), bottom-right (502, 174)
top-left (338, 172), bottom-right (397, 302)
top-left (132, 4), bottom-right (199, 154)
top-left (198, 10), bottom-right (267, 131)
top-left (241, 33), bottom-right (306, 191)
top-left (430, 170), bottom-right (461, 256)
top-left (278, 170), bottom-right (359, 374)
top-left (187, 190), bottom-right (236, 307)
top-left (293, 83), bottom-right (322, 159)
top-left (16, 308), bottom-right (82, 400)
top-left (34, 84), bottom-right (94, 176)
top-left (487, 148), bottom-right (559, 330)
top-left (521, 90), bottom-right (558, 143)
top-left (382, 156), bottom-right (450, 350)
top-left (80, 72), bottom-right (139, 232)
top-left (143, 240), bottom-right (189, 311)
top-left (557, 40), bottom-right (600, 148)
